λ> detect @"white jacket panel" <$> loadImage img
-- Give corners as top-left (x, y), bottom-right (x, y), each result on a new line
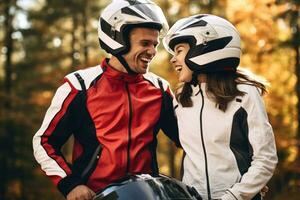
top-left (176, 83), bottom-right (277, 200)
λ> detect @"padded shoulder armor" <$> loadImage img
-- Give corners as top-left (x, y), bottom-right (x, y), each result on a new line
top-left (65, 65), bottom-right (103, 90)
top-left (143, 72), bottom-right (170, 92)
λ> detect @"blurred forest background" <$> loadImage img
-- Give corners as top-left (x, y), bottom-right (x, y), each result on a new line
top-left (0, 0), bottom-right (300, 199)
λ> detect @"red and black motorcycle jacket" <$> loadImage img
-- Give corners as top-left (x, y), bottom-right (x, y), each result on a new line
top-left (32, 59), bottom-right (180, 197)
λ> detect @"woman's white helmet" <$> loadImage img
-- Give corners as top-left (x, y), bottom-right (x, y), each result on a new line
top-left (98, 0), bottom-right (169, 56)
top-left (163, 14), bottom-right (241, 73)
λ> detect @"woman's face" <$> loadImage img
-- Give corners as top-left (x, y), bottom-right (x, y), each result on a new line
top-left (170, 43), bottom-right (193, 83)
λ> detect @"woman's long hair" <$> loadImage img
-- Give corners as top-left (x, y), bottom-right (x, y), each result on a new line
top-left (175, 69), bottom-right (267, 112)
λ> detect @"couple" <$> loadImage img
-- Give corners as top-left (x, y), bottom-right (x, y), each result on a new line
top-left (32, 0), bottom-right (278, 200)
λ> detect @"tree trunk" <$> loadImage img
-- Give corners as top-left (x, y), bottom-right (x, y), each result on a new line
top-left (71, 13), bottom-right (79, 70)
top-left (295, 21), bottom-right (300, 164)
top-left (283, 4), bottom-right (300, 173)
top-left (82, 1), bottom-right (89, 66)
top-left (3, 0), bottom-right (14, 100)
top-left (1, 0), bottom-right (16, 198)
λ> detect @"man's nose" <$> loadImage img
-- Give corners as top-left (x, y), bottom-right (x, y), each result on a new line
top-left (147, 45), bottom-right (157, 56)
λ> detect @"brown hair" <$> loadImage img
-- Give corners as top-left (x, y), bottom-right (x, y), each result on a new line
top-left (175, 69), bottom-right (267, 112)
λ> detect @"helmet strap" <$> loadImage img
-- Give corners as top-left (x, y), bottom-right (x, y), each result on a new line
top-left (116, 55), bottom-right (137, 75)
top-left (190, 72), bottom-right (199, 86)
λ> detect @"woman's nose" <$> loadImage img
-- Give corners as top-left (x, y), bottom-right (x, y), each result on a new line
top-left (170, 55), bottom-right (176, 63)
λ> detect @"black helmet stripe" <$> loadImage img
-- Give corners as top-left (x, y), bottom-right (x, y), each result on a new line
top-left (181, 20), bottom-right (207, 30)
top-left (127, 0), bottom-right (152, 5)
top-left (100, 18), bottom-right (112, 35)
top-left (121, 7), bottom-right (146, 20)
top-left (127, 0), bottom-right (138, 5)
top-left (100, 18), bottom-right (122, 41)
top-left (134, 4), bottom-right (160, 21)
top-left (194, 14), bottom-right (209, 19)
top-left (127, 0), bottom-right (136, 5)
top-left (190, 36), bottom-right (233, 57)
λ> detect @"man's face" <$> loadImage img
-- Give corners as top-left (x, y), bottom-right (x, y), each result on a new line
top-left (123, 27), bottom-right (160, 74)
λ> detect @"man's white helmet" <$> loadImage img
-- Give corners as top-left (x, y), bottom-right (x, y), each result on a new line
top-left (163, 14), bottom-right (241, 73)
top-left (98, 0), bottom-right (169, 56)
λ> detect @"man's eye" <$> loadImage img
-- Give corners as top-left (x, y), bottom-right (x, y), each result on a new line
top-left (141, 42), bottom-right (148, 47)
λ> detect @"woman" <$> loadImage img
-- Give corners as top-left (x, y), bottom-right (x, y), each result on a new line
top-left (163, 14), bottom-right (278, 200)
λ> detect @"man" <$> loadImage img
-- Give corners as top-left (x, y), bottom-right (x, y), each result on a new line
top-left (32, 0), bottom-right (180, 199)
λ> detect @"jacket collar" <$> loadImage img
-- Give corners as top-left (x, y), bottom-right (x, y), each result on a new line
top-left (101, 58), bottom-right (143, 83)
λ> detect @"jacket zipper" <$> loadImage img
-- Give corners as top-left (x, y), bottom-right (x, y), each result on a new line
top-left (199, 88), bottom-right (212, 200)
top-left (125, 83), bottom-right (132, 173)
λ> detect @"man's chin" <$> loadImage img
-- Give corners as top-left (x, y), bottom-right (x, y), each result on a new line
top-left (138, 68), bottom-right (148, 74)
top-left (138, 64), bottom-right (149, 74)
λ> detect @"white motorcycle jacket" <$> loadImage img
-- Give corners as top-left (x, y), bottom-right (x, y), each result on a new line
top-left (175, 83), bottom-right (277, 200)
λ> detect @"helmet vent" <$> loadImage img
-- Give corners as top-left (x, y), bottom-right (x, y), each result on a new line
top-left (182, 20), bottom-right (207, 30)
top-left (121, 7), bottom-right (146, 20)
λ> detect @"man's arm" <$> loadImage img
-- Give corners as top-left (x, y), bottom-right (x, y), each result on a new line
top-left (32, 81), bottom-right (85, 197)
top-left (159, 82), bottom-right (181, 148)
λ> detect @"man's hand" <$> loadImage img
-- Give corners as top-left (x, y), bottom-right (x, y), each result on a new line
top-left (260, 185), bottom-right (269, 198)
top-left (66, 185), bottom-right (96, 200)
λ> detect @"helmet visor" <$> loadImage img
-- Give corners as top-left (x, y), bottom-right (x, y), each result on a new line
top-left (163, 17), bottom-right (190, 54)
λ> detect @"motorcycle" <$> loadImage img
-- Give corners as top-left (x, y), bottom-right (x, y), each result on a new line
top-left (93, 174), bottom-right (202, 200)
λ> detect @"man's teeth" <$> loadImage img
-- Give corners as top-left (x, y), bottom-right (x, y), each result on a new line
top-left (141, 57), bottom-right (151, 62)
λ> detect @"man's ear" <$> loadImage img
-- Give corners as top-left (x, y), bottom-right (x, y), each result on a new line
top-left (118, 25), bottom-right (134, 55)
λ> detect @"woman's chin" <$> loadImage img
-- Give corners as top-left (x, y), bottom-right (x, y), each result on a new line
top-left (178, 76), bottom-right (191, 83)
top-left (178, 77), bottom-right (186, 83)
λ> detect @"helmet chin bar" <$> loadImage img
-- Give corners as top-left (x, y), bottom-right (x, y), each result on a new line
top-left (116, 54), bottom-right (137, 75)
